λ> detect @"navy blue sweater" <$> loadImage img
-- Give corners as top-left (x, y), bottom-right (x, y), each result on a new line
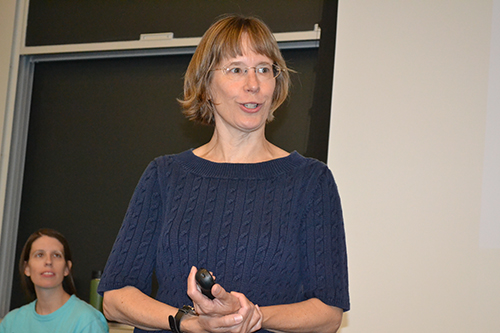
top-left (99, 150), bottom-right (349, 332)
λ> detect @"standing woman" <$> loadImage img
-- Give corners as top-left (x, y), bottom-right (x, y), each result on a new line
top-left (0, 228), bottom-right (108, 333)
top-left (99, 14), bottom-right (349, 333)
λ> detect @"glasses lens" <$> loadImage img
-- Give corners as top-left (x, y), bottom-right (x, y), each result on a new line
top-left (223, 67), bottom-right (244, 80)
top-left (220, 65), bottom-right (281, 81)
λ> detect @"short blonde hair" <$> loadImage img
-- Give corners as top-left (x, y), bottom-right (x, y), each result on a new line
top-left (178, 14), bottom-right (291, 126)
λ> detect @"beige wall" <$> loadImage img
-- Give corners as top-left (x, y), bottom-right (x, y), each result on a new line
top-left (0, 0), bottom-right (16, 138)
top-left (0, 1), bottom-right (18, 235)
top-left (330, 1), bottom-right (499, 332)
top-left (0, 0), bottom-right (20, 316)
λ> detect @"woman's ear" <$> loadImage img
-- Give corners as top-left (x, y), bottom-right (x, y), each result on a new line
top-left (24, 261), bottom-right (30, 277)
top-left (206, 85), bottom-right (214, 103)
top-left (64, 260), bottom-right (73, 277)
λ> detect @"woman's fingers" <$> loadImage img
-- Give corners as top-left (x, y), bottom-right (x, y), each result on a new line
top-left (230, 292), bottom-right (263, 333)
top-left (197, 313), bottom-right (244, 332)
top-left (187, 266), bottom-right (240, 316)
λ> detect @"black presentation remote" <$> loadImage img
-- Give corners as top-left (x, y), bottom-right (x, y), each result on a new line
top-left (195, 268), bottom-right (216, 300)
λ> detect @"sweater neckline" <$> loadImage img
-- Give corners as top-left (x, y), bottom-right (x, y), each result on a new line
top-left (174, 149), bottom-right (304, 179)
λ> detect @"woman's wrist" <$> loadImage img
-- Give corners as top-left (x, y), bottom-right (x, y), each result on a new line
top-left (169, 305), bottom-right (197, 333)
top-left (179, 313), bottom-right (200, 333)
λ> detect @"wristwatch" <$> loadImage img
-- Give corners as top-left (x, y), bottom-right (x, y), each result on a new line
top-left (168, 305), bottom-right (197, 333)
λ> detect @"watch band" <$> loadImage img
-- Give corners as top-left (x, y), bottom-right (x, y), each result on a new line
top-left (169, 305), bottom-right (196, 333)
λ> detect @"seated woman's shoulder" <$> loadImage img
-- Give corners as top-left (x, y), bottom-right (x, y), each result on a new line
top-left (68, 296), bottom-right (109, 332)
top-left (0, 302), bottom-right (34, 331)
top-left (71, 295), bottom-right (104, 316)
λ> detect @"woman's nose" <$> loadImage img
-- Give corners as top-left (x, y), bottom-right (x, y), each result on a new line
top-left (244, 69), bottom-right (260, 93)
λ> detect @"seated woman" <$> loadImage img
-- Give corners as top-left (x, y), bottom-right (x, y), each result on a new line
top-left (0, 228), bottom-right (108, 333)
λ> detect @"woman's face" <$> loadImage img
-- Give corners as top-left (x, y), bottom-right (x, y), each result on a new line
top-left (24, 235), bottom-right (71, 292)
top-left (209, 38), bottom-right (276, 135)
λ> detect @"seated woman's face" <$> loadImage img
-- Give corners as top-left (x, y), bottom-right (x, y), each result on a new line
top-left (209, 37), bottom-right (276, 134)
top-left (24, 235), bottom-right (70, 292)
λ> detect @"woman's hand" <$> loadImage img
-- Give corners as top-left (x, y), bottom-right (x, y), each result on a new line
top-left (180, 293), bottom-right (262, 333)
top-left (230, 292), bottom-right (262, 332)
top-left (187, 266), bottom-right (240, 316)
top-left (185, 267), bottom-right (262, 332)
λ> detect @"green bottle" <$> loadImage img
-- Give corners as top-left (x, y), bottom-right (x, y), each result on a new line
top-left (89, 270), bottom-right (103, 312)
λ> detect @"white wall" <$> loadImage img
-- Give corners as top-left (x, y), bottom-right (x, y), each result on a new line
top-left (330, 1), bottom-right (500, 332)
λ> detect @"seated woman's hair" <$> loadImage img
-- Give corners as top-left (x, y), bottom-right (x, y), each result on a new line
top-left (19, 228), bottom-right (77, 300)
top-left (179, 14), bottom-right (292, 126)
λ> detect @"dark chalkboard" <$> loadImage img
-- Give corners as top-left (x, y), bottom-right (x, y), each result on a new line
top-left (26, 0), bottom-right (323, 46)
top-left (10, 47), bottom-right (321, 309)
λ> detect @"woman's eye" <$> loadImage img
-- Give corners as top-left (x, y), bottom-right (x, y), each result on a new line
top-left (258, 66), bottom-right (271, 74)
top-left (228, 67), bottom-right (243, 75)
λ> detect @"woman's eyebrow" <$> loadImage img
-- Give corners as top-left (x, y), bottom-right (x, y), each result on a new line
top-left (225, 61), bottom-right (245, 66)
top-left (225, 61), bottom-right (272, 66)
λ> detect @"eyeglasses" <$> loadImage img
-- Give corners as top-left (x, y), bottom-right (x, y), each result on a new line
top-left (212, 64), bottom-right (282, 81)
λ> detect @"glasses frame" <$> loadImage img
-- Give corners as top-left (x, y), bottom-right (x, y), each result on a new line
top-left (211, 63), bottom-right (282, 81)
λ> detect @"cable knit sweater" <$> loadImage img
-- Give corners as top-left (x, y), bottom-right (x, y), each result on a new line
top-left (98, 150), bottom-right (349, 333)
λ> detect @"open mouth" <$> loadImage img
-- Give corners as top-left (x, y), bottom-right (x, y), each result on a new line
top-left (243, 103), bottom-right (259, 109)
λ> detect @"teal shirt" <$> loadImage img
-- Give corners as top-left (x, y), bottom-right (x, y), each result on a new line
top-left (0, 295), bottom-right (108, 333)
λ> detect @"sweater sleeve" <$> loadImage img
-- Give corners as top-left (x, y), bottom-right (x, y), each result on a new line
top-left (98, 160), bottom-right (163, 296)
top-left (302, 166), bottom-right (350, 311)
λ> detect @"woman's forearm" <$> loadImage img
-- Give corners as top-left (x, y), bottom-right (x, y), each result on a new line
top-left (102, 286), bottom-right (177, 331)
top-left (102, 281), bottom-right (257, 333)
top-left (260, 298), bottom-right (343, 333)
